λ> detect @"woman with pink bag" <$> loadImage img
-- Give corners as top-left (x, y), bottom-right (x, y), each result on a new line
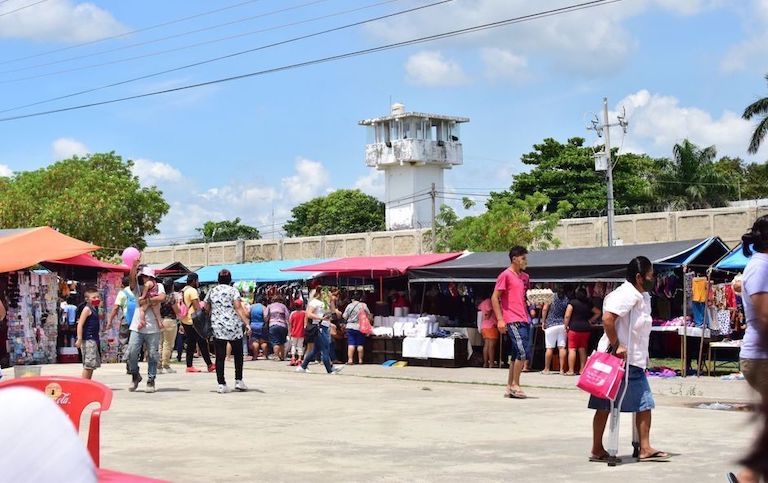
top-left (588, 256), bottom-right (669, 463)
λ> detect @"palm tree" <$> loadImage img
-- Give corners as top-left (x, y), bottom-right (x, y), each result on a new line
top-left (655, 139), bottom-right (734, 209)
top-left (743, 73), bottom-right (768, 154)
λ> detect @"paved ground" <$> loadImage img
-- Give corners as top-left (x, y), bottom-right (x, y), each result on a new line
top-left (6, 359), bottom-right (761, 483)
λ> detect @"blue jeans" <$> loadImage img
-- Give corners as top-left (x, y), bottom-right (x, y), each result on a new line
top-left (128, 330), bottom-right (161, 378)
top-left (301, 326), bottom-right (333, 373)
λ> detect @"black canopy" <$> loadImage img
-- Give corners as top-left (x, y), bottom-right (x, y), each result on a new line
top-left (408, 237), bottom-right (730, 283)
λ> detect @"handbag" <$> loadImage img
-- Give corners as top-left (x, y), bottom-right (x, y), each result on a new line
top-left (358, 307), bottom-right (373, 335)
top-left (576, 350), bottom-right (625, 401)
top-left (191, 309), bottom-right (212, 339)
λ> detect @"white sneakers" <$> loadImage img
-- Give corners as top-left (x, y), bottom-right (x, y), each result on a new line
top-left (331, 366), bottom-right (344, 374)
top-left (295, 367), bottom-right (309, 373)
top-left (218, 381), bottom-right (248, 393)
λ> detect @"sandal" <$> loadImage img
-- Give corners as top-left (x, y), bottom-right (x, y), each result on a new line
top-left (503, 388), bottom-right (528, 399)
top-left (588, 453), bottom-right (611, 463)
top-left (638, 451), bottom-right (670, 462)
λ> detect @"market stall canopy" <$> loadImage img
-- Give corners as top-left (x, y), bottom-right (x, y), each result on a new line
top-left (0, 227), bottom-right (99, 273)
top-left (45, 253), bottom-right (129, 272)
top-left (713, 243), bottom-right (749, 272)
top-left (408, 238), bottom-right (729, 283)
top-left (282, 253), bottom-right (462, 278)
top-left (177, 258), bottom-right (332, 284)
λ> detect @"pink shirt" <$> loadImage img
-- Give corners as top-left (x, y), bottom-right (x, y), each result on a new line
top-left (494, 269), bottom-right (529, 324)
top-left (478, 299), bottom-right (497, 329)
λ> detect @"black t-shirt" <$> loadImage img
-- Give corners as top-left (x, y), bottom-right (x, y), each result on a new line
top-left (568, 299), bottom-right (595, 332)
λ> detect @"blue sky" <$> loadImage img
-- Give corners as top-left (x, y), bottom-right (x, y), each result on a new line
top-left (0, 0), bottom-right (767, 245)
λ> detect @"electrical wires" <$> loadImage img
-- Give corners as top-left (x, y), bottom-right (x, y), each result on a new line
top-left (0, 0), bottom-right (623, 123)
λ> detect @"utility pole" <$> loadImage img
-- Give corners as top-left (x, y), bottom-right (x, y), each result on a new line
top-left (588, 97), bottom-right (628, 247)
top-left (430, 182), bottom-right (436, 251)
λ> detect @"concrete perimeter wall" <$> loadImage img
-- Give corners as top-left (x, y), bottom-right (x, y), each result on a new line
top-left (143, 206), bottom-right (767, 268)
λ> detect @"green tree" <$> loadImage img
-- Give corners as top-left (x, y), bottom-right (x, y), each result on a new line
top-left (192, 218), bottom-right (260, 242)
top-left (0, 152), bottom-right (168, 253)
top-left (283, 189), bottom-right (384, 237)
top-left (491, 137), bottom-right (658, 216)
top-left (743, 73), bottom-right (768, 154)
top-left (655, 139), bottom-right (735, 208)
top-left (742, 162), bottom-right (768, 199)
top-left (432, 192), bottom-right (571, 252)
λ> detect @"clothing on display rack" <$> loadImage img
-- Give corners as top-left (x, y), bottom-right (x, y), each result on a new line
top-left (3, 271), bottom-right (58, 365)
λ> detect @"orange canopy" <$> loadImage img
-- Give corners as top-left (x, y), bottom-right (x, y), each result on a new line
top-left (0, 227), bottom-right (99, 273)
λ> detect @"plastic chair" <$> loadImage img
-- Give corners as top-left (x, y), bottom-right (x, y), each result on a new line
top-left (0, 375), bottom-right (113, 467)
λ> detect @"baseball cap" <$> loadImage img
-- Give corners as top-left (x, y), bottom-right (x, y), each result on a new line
top-left (294, 298), bottom-right (304, 307)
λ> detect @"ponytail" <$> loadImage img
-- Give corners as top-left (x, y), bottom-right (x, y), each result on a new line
top-left (742, 214), bottom-right (768, 257)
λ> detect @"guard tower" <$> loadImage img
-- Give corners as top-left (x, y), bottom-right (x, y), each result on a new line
top-left (359, 103), bottom-right (469, 230)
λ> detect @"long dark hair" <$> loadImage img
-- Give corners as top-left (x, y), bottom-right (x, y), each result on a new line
top-left (741, 214), bottom-right (768, 256)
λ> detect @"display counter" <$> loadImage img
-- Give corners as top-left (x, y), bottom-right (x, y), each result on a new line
top-left (402, 337), bottom-right (468, 368)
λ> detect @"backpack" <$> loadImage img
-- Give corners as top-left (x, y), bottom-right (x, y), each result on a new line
top-left (178, 288), bottom-right (189, 319)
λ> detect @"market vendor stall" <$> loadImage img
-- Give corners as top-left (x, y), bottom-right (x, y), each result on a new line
top-left (406, 238), bottom-right (730, 373)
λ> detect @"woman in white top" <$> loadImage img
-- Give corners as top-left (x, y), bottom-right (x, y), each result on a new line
top-left (204, 269), bottom-right (251, 394)
top-left (296, 287), bottom-right (341, 374)
top-left (588, 256), bottom-right (669, 463)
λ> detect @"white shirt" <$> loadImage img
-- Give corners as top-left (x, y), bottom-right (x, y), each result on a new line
top-left (597, 280), bottom-right (652, 369)
top-left (129, 282), bottom-right (165, 334)
top-left (307, 298), bottom-right (330, 327)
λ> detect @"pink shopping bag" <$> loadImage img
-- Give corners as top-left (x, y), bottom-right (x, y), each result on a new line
top-left (576, 351), bottom-right (626, 401)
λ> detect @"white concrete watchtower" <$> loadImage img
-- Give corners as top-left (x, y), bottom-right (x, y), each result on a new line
top-left (359, 103), bottom-right (469, 230)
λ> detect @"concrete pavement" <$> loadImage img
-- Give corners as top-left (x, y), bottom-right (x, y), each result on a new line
top-left (5, 360), bottom-right (761, 483)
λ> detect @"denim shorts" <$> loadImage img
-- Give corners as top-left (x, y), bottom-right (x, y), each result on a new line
top-left (269, 324), bottom-right (288, 346)
top-left (506, 322), bottom-right (531, 361)
top-left (347, 328), bottom-right (365, 347)
top-left (588, 365), bottom-right (655, 412)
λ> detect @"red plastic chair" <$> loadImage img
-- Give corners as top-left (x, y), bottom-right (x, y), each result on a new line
top-left (0, 375), bottom-right (113, 467)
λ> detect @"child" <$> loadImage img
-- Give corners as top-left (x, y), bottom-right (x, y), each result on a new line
top-left (75, 287), bottom-right (102, 379)
top-left (138, 266), bottom-right (162, 329)
top-left (288, 299), bottom-right (306, 366)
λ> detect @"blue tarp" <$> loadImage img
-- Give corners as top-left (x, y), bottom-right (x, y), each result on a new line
top-left (714, 244), bottom-right (751, 271)
top-left (177, 258), bottom-right (333, 284)
top-left (653, 236), bottom-right (730, 269)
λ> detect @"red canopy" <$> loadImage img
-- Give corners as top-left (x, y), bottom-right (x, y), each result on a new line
top-left (47, 253), bottom-right (129, 272)
top-left (282, 253), bottom-right (462, 277)
top-left (0, 227), bottom-right (100, 273)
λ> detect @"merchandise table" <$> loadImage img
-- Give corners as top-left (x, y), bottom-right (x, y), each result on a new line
top-left (707, 340), bottom-right (741, 376)
top-left (402, 337), bottom-right (469, 367)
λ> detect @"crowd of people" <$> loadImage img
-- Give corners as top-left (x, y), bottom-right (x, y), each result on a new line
top-left (101, 257), bottom-right (374, 393)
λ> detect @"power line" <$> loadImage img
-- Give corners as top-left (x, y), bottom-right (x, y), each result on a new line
top-left (0, 0), bottom-right (441, 114)
top-left (0, 0), bottom-right (265, 65)
top-left (0, 0), bottom-right (622, 123)
top-left (0, 0), bottom-right (48, 17)
top-left (0, 0), bottom-right (341, 77)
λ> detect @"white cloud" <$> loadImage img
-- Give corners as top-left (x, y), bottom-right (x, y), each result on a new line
top-left (611, 89), bottom-right (762, 158)
top-left (51, 137), bottom-right (89, 159)
top-left (0, 164), bottom-right (12, 177)
top-left (368, 1), bottom-right (726, 78)
top-left (720, 1), bottom-right (768, 73)
top-left (149, 157), bottom-right (333, 244)
top-left (354, 169), bottom-right (384, 200)
top-left (404, 51), bottom-right (469, 87)
top-left (481, 47), bottom-right (528, 82)
top-left (280, 157), bottom-right (331, 204)
top-left (0, 0), bottom-right (127, 43)
top-left (130, 158), bottom-right (182, 187)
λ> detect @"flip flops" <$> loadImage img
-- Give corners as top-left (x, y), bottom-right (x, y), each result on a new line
top-left (588, 453), bottom-right (611, 463)
top-left (503, 388), bottom-right (528, 399)
top-left (638, 451), bottom-right (670, 462)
